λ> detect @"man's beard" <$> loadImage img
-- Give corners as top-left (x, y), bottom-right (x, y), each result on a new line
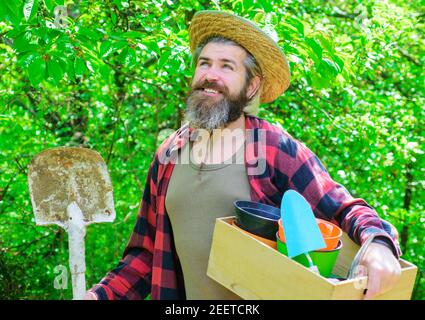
top-left (184, 80), bottom-right (249, 131)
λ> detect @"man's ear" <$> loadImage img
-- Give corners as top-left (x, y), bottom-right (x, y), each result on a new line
top-left (247, 76), bottom-right (261, 99)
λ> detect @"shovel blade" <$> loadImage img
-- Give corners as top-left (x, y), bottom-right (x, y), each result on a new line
top-left (28, 147), bottom-right (115, 228)
top-left (281, 190), bottom-right (326, 258)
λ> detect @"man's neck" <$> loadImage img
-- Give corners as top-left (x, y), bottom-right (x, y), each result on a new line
top-left (191, 114), bottom-right (246, 165)
top-left (211, 114), bottom-right (245, 142)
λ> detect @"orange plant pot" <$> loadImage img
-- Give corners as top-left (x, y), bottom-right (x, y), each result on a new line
top-left (278, 218), bottom-right (342, 251)
top-left (232, 220), bottom-right (277, 250)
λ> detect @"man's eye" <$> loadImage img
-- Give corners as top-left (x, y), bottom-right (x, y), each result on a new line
top-left (223, 64), bottom-right (233, 70)
top-left (199, 61), bottom-right (209, 66)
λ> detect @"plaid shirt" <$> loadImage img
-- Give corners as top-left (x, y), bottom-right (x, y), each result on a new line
top-left (90, 115), bottom-right (401, 300)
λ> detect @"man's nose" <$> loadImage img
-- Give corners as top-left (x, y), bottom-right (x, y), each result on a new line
top-left (204, 66), bottom-right (220, 82)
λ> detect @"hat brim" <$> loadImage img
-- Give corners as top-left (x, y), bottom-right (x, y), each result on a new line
top-left (189, 10), bottom-right (290, 104)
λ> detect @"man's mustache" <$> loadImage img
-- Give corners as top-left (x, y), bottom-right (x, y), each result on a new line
top-left (191, 80), bottom-right (229, 95)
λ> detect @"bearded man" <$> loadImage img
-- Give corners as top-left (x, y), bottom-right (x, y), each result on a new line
top-left (85, 10), bottom-right (401, 300)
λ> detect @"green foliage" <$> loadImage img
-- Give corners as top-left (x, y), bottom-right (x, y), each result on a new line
top-left (0, 0), bottom-right (423, 299)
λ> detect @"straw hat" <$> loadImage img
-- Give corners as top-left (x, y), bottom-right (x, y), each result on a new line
top-left (188, 10), bottom-right (290, 104)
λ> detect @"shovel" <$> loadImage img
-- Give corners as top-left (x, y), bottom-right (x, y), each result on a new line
top-left (28, 147), bottom-right (116, 300)
top-left (281, 190), bottom-right (326, 273)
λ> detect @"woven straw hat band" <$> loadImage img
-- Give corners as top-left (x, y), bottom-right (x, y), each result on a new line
top-left (189, 11), bottom-right (290, 104)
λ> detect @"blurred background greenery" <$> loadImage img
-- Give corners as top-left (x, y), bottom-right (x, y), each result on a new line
top-left (0, 0), bottom-right (423, 299)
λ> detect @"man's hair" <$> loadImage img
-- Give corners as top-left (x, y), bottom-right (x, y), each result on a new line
top-left (192, 36), bottom-right (263, 115)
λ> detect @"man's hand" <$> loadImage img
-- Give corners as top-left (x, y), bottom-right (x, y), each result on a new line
top-left (83, 291), bottom-right (98, 300)
top-left (360, 242), bottom-right (401, 300)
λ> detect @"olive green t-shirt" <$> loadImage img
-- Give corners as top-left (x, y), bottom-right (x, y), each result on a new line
top-left (165, 140), bottom-right (251, 300)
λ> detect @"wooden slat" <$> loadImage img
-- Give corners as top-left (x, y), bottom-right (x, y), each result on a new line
top-left (207, 217), bottom-right (334, 299)
top-left (331, 233), bottom-right (361, 278)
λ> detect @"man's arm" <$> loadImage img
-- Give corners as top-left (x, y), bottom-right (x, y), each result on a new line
top-left (86, 158), bottom-right (159, 300)
top-left (278, 135), bottom-right (401, 256)
top-left (275, 133), bottom-right (402, 298)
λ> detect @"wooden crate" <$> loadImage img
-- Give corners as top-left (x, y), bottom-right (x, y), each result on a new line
top-left (207, 216), bottom-right (417, 300)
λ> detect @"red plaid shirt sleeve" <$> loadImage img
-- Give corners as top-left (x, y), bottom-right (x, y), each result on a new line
top-left (266, 124), bottom-right (401, 258)
top-left (291, 140), bottom-right (401, 257)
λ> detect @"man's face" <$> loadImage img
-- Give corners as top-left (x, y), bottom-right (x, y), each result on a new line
top-left (185, 42), bottom-right (251, 130)
top-left (192, 42), bottom-right (249, 98)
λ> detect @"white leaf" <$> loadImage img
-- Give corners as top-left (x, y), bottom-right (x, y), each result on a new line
top-left (23, 0), bottom-right (37, 21)
top-left (86, 60), bottom-right (94, 73)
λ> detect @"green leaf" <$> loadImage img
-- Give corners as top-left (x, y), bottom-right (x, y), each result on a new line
top-left (111, 41), bottom-right (128, 52)
top-left (0, 2), bottom-right (7, 21)
top-left (13, 32), bottom-right (37, 53)
top-left (124, 31), bottom-right (146, 39)
top-left (23, 0), bottom-right (39, 22)
top-left (310, 72), bottom-right (329, 89)
top-left (54, 55), bottom-right (68, 73)
top-left (74, 57), bottom-right (86, 77)
top-left (33, 26), bottom-right (55, 46)
top-left (78, 28), bottom-right (101, 42)
top-left (28, 54), bottom-right (46, 86)
top-left (113, 0), bottom-right (123, 9)
top-left (158, 48), bottom-right (171, 69)
top-left (99, 64), bottom-right (111, 83)
top-left (117, 47), bottom-right (128, 64)
top-left (231, 0), bottom-right (243, 11)
top-left (243, 0), bottom-right (255, 9)
top-left (306, 37), bottom-right (323, 61)
top-left (55, 34), bottom-right (74, 53)
top-left (43, 0), bottom-right (55, 12)
top-left (253, 12), bottom-right (265, 25)
top-left (86, 60), bottom-right (94, 73)
top-left (17, 51), bottom-right (41, 68)
top-left (281, 22), bottom-right (300, 35)
top-left (331, 55), bottom-right (345, 73)
top-left (47, 58), bottom-right (63, 84)
top-left (124, 48), bottom-right (136, 67)
top-left (64, 57), bottom-right (75, 80)
top-left (5, 2), bottom-right (21, 18)
top-left (322, 58), bottom-right (341, 75)
top-left (100, 40), bottom-right (112, 58)
top-left (259, 0), bottom-right (273, 13)
top-left (4, 1), bottom-right (22, 27)
top-left (111, 12), bottom-right (117, 25)
top-left (282, 17), bottom-right (304, 36)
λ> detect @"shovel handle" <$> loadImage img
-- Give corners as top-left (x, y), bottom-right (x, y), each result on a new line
top-left (67, 202), bottom-right (87, 300)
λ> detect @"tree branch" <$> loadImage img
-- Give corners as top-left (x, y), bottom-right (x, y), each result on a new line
top-left (395, 45), bottom-right (420, 67)
top-left (3, 231), bottom-right (59, 253)
top-left (292, 88), bottom-right (351, 134)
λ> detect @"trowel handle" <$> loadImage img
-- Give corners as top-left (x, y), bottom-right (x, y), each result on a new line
top-left (67, 202), bottom-right (87, 300)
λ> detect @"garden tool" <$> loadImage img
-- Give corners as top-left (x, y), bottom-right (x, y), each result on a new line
top-left (28, 147), bottom-right (115, 300)
top-left (281, 190), bottom-right (326, 273)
